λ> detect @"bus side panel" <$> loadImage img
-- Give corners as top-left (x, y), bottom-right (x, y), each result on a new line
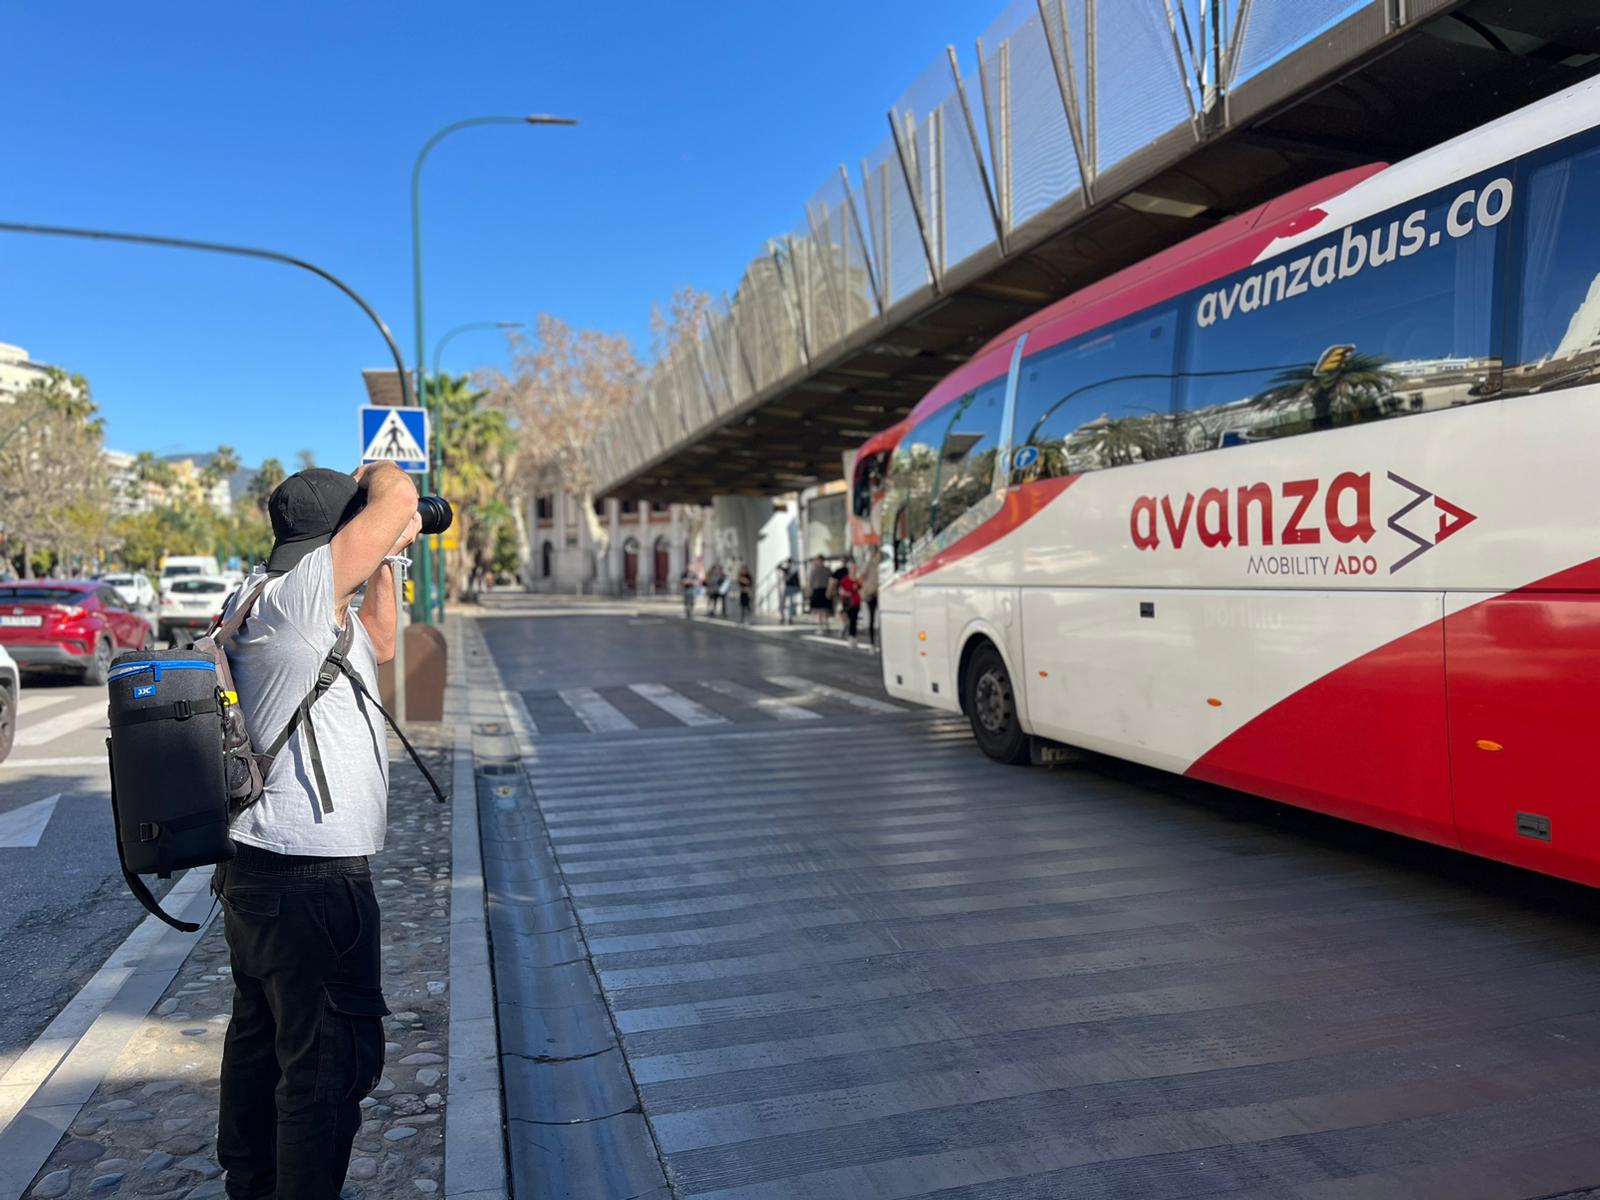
top-left (1445, 588), bottom-right (1600, 888)
top-left (879, 607), bottom-right (918, 703)
top-left (1025, 587), bottom-right (1457, 845)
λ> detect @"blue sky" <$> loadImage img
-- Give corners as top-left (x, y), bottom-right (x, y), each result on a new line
top-left (2, 0), bottom-right (986, 470)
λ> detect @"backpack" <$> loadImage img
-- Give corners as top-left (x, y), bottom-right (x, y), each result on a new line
top-left (106, 581), bottom-right (446, 932)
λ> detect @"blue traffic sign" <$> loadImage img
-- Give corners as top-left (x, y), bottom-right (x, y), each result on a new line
top-left (360, 406), bottom-right (429, 473)
top-left (1011, 445), bottom-right (1040, 471)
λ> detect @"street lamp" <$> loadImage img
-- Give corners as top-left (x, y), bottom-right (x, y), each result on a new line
top-left (428, 320), bottom-right (524, 621)
top-left (410, 114), bottom-right (576, 622)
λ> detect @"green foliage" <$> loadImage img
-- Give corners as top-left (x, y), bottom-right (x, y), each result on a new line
top-left (247, 457), bottom-right (286, 515)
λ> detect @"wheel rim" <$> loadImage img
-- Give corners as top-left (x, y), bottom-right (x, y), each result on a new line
top-left (974, 667), bottom-right (1013, 735)
top-left (0, 699), bottom-right (12, 745)
top-left (96, 642), bottom-right (111, 675)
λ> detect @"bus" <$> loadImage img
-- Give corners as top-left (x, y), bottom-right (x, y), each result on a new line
top-left (872, 76), bottom-right (1600, 889)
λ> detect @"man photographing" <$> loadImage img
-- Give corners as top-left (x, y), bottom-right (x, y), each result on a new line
top-left (211, 460), bottom-right (420, 1198)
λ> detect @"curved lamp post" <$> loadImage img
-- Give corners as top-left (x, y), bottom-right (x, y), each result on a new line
top-left (428, 320), bottom-right (524, 621)
top-left (410, 114), bottom-right (575, 622)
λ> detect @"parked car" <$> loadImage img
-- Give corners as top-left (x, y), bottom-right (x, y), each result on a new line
top-left (0, 646), bottom-right (17, 763)
top-left (159, 575), bottom-right (234, 644)
top-left (0, 580), bottom-right (153, 684)
top-left (159, 556), bottom-right (221, 595)
top-left (100, 571), bottom-right (158, 613)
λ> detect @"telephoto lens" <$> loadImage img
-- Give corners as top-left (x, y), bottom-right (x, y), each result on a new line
top-left (417, 496), bottom-right (454, 536)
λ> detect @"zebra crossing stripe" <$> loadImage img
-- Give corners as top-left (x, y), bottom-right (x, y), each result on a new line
top-left (628, 683), bottom-right (728, 727)
top-left (16, 691), bottom-right (83, 718)
top-left (15, 700), bottom-right (108, 748)
top-left (700, 679), bottom-right (820, 721)
top-left (557, 688), bottom-right (637, 733)
top-left (767, 675), bottom-right (905, 714)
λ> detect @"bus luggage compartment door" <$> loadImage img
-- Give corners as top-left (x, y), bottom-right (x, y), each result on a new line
top-left (911, 587), bottom-right (954, 708)
top-left (1445, 589), bottom-right (1600, 887)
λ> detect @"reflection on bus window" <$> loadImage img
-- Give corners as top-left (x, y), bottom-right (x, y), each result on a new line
top-left (931, 378), bottom-right (1006, 535)
top-left (1178, 176), bottom-right (1504, 451)
top-left (1009, 308), bottom-right (1180, 485)
top-left (887, 416), bottom-right (942, 550)
top-left (1511, 140), bottom-right (1600, 395)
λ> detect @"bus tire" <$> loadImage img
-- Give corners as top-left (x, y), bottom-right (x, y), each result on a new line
top-left (964, 642), bottom-right (1029, 765)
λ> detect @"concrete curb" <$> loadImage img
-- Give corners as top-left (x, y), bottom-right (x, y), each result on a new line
top-left (444, 618), bottom-right (509, 1200)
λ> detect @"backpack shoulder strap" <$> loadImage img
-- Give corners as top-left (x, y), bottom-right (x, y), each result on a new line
top-left (257, 619), bottom-right (356, 815)
top-left (211, 580), bottom-right (268, 647)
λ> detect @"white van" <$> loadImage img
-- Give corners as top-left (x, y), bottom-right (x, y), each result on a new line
top-left (159, 556), bottom-right (222, 594)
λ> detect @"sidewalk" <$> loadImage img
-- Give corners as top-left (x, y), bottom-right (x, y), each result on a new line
top-left (16, 729), bottom-right (454, 1200)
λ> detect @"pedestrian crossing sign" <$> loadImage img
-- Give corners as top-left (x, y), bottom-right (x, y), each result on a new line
top-left (360, 405), bottom-right (430, 472)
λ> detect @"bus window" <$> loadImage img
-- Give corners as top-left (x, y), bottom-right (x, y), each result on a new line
top-left (931, 377), bottom-right (1007, 535)
top-left (1009, 307), bottom-right (1180, 485)
top-left (1178, 174), bottom-right (1504, 449)
top-left (887, 414), bottom-right (943, 558)
top-left (1510, 139), bottom-right (1600, 395)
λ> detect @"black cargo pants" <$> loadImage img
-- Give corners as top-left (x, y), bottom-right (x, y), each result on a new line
top-left (213, 845), bottom-right (388, 1199)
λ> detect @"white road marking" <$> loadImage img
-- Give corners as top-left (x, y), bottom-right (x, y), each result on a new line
top-left (0, 755), bottom-right (105, 770)
top-left (699, 679), bottom-right (820, 721)
top-left (628, 683), bottom-right (728, 727)
top-left (502, 689), bottom-right (539, 738)
top-left (0, 794), bottom-right (58, 848)
top-left (0, 868), bottom-right (218, 1186)
top-left (767, 674), bottom-right (905, 714)
top-left (14, 698), bottom-right (107, 748)
top-left (16, 691), bottom-right (84, 717)
top-left (558, 688), bottom-right (637, 733)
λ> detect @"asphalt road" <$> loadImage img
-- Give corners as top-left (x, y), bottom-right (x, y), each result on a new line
top-left (481, 606), bottom-right (1600, 1200)
top-left (0, 671), bottom-right (178, 1080)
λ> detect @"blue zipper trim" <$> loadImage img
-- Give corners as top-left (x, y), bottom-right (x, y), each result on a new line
top-left (108, 660), bottom-right (217, 684)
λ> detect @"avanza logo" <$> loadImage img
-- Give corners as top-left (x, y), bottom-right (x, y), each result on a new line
top-left (1130, 472), bottom-right (1475, 575)
top-left (1388, 471), bottom-right (1475, 572)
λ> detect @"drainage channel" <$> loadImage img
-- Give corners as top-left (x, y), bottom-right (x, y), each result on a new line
top-left (475, 757), bottom-right (671, 1200)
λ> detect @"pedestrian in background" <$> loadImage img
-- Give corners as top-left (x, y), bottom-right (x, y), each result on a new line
top-left (717, 567), bottom-right (733, 618)
top-left (680, 564), bottom-right (699, 619)
top-left (807, 554), bottom-right (832, 632)
top-left (829, 556), bottom-right (850, 636)
top-left (782, 559), bottom-right (802, 624)
top-left (705, 563), bottom-right (724, 618)
top-left (737, 562), bottom-right (753, 624)
top-left (861, 549), bottom-right (880, 648)
top-left (838, 559), bottom-right (863, 642)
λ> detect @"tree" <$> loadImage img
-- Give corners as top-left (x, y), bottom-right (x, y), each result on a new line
top-left (1264, 351), bottom-right (1397, 431)
top-left (0, 369), bottom-right (109, 577)
top-left (295, 448), bottom-right (317, 471)
top-left (201, 444), bottom-right (241, 492)
top-left (480, 315), bottom-right (644, 590)
top-left (432, 372), bottom-right (517, 598)
top-left (248, 457), bottom-right (286, 515)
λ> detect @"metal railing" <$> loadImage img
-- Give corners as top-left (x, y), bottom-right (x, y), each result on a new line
top-left (591, 0), bottom-right (1410, 495)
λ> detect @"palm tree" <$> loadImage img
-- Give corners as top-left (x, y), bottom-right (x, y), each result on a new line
top-left (1266, 351), bottom-right (1397, 430)
top-left (432, 373), bottom-right (517, 598)
top-left (200, 444), bottom-right (241, 494)
top-left (248, 457), bottom-right (286, 515)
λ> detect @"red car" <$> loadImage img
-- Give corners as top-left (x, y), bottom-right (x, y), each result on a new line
top-left (0, 580), bottom-right (155, 684)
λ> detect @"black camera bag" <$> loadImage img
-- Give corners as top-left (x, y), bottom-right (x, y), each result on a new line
top-left (106, 649), bottom-right (237, 930)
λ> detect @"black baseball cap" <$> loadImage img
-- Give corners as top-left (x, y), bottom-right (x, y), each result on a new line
top-left (265, 468), bottom-right (363, 574)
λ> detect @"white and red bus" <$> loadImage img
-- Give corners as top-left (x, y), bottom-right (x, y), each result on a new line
top-left (872, 77), bottom-right (1600, 888)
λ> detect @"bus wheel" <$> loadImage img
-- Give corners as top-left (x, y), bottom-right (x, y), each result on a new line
top-left (965, 643), bottom-right (1029, 765)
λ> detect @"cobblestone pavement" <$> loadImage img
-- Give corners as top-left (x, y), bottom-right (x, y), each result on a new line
top-left (23, 729), bottom-right (454, 1200)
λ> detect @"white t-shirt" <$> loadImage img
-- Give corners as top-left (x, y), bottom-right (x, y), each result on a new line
top-left (222, 546), bottom-right (389, 856)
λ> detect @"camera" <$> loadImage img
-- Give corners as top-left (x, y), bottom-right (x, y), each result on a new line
top-left (417, 495), bottom-right (454, 536)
